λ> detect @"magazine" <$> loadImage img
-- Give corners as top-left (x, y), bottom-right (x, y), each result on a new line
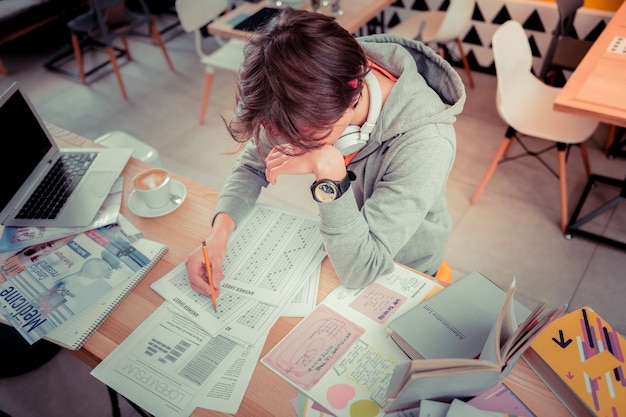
top-left (0, 221), bottom-right (154, 344)
top-left (0, 176), bottom-right (124, 253)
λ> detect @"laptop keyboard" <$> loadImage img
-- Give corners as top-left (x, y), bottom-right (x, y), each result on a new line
top-left (16, 152), bottom-right (97, 220)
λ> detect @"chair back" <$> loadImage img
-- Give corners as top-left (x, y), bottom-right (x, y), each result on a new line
top-left (556, 0), bottom-right (584, 37)
top-left (492, 20), bottom-right (536, 123)
top-left (539, 0), bottom-right (583, 78)
top-left (431, 0), bottom-right (474, 43)
top-left (89, 0), bottom-right (152, 44)
top-left (175, 0), bottom-right (229, 32)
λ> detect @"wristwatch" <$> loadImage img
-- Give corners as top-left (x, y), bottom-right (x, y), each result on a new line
top-left (310, 174), bottom-right (351, 203)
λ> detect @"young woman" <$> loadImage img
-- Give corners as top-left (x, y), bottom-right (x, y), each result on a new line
top-left (186, 8), bottom-right (466, 298)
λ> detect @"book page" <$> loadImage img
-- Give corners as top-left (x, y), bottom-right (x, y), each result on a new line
top-left (418, 399), bottom-right (450, 417)
top-left (479, 278), bottom-right (517, 365)
top-left (499, 301), bottom-right (562, 365)
top-left (480, 280), bottom-right (563, 370)
top-left (280, 266), bottom-right (320, 317)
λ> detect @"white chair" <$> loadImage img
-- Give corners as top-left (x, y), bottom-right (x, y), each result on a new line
top-left (470, 20), bottom-right (598, 232)
top-left (175, 0), bottom-right (246, 124)
top-left (386, 0), bottom-right (475, 88)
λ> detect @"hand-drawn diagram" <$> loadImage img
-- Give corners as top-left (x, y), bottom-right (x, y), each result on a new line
top-left (263, 304), bottom-right (365, 390)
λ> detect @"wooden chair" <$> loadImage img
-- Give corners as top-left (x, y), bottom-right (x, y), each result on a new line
top-left (46, 0), bottom-right (174, 100)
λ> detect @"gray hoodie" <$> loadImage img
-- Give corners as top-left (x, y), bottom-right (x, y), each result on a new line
top-left (214, 34), bottom-right (466, 288)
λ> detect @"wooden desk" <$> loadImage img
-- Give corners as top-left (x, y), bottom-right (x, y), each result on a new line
top-left (553, 1), bottom-right (626, 250)
top-left (208, 0), bottom-right (396, 40)
top-left (553, 2), bottom-right (626, 127)
top-left (42, 125), bottom-right (569, 416)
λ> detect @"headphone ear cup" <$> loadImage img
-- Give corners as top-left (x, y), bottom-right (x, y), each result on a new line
top-left (333, 71), bottom-right (382, 156)
top-left (334, 125), bottom-right (367, 155)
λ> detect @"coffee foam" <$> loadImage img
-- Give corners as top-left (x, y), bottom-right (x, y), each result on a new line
top-left (140, 175), bottom-right (159, 189)
top-left (134, 170), bottom-right (168, 191)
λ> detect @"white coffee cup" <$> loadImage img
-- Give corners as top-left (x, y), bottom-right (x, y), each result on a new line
top-left (132, 168), bottom-right (171, 209)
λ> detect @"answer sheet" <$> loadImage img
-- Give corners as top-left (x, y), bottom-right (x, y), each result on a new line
top-left (152, 259), bottom-right (323, 346)
top-left (151, 204), bottom-right (325, 345)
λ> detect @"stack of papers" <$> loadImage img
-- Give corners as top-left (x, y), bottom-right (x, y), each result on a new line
top-left (91, 204), bottom-right (326, 416)
top-left (261, 265), bottom-right (442, 417)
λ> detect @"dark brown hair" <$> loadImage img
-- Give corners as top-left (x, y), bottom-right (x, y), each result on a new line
top-left (227, 8), bottom-right (369, 153)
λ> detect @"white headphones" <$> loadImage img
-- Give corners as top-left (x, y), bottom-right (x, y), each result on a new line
top-left (334, 71), bottom-right (383, 156)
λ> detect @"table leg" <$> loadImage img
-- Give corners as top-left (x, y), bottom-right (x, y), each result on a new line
top-left (607, 126), bottom-right (626, 160)
top-left (565, 173), bottom-right (626, 250)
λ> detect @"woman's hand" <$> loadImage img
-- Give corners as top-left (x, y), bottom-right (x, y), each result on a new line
top-left (185, 213), bottom-right (235, 298)
top-left (265, 144), bottom-right (346, 184)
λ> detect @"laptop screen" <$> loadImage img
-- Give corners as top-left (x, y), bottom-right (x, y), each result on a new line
top-left (233, 7), bottom-right (281, 32)
top-left (0, 87), bottom-right (53, 210)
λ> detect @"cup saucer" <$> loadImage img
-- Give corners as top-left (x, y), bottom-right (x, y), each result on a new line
top-left (128, 179), bottom-right (187, 218)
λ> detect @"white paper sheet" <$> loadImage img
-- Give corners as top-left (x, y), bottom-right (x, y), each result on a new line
top-left (280, 266), bottom-right (320, 318)
top-left (261, 265), bottom-right (442, 417)
top-left (91, 302), bottom-right (265, 416)
top-left (151, 204), bottom-right (325, 344)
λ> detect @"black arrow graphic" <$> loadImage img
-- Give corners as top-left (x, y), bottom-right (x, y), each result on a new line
top-left (552, 330), bottom-right (572, 348)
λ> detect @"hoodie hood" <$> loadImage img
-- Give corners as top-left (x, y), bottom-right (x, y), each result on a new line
top-left (357, 34), bottom-right (466, 151)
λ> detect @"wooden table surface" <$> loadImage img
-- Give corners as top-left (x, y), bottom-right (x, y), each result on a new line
top-left (208, 0), bottom-right (396, 40)
top-left (554, 1), bottom-right (626, 127)
top-left (31, 125), bottom-right (571, 416)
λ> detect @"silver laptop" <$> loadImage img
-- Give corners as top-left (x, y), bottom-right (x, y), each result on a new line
top-left (0, 82), bottom-right (133, 227)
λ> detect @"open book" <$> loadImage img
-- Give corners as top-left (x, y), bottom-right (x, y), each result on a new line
top-left (384, 279), bottom-right (565, 413)
top-left (388, 271), bottom-right (532, 361)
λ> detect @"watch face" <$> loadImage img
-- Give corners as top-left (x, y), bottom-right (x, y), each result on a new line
top-left (314, 182), bottom-right (338, 202)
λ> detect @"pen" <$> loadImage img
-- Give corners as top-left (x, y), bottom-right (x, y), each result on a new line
top-left (202, 241), bottom-right (217, 312)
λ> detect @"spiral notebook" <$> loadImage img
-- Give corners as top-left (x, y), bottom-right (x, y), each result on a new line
top-left (0, 233), bottom-right (168, 350)
top-left (43, 238), bottom-right (168, 350)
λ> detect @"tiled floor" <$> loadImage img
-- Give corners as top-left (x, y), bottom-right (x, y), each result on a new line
top-left (1, 17), bottom-right (625, 417)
